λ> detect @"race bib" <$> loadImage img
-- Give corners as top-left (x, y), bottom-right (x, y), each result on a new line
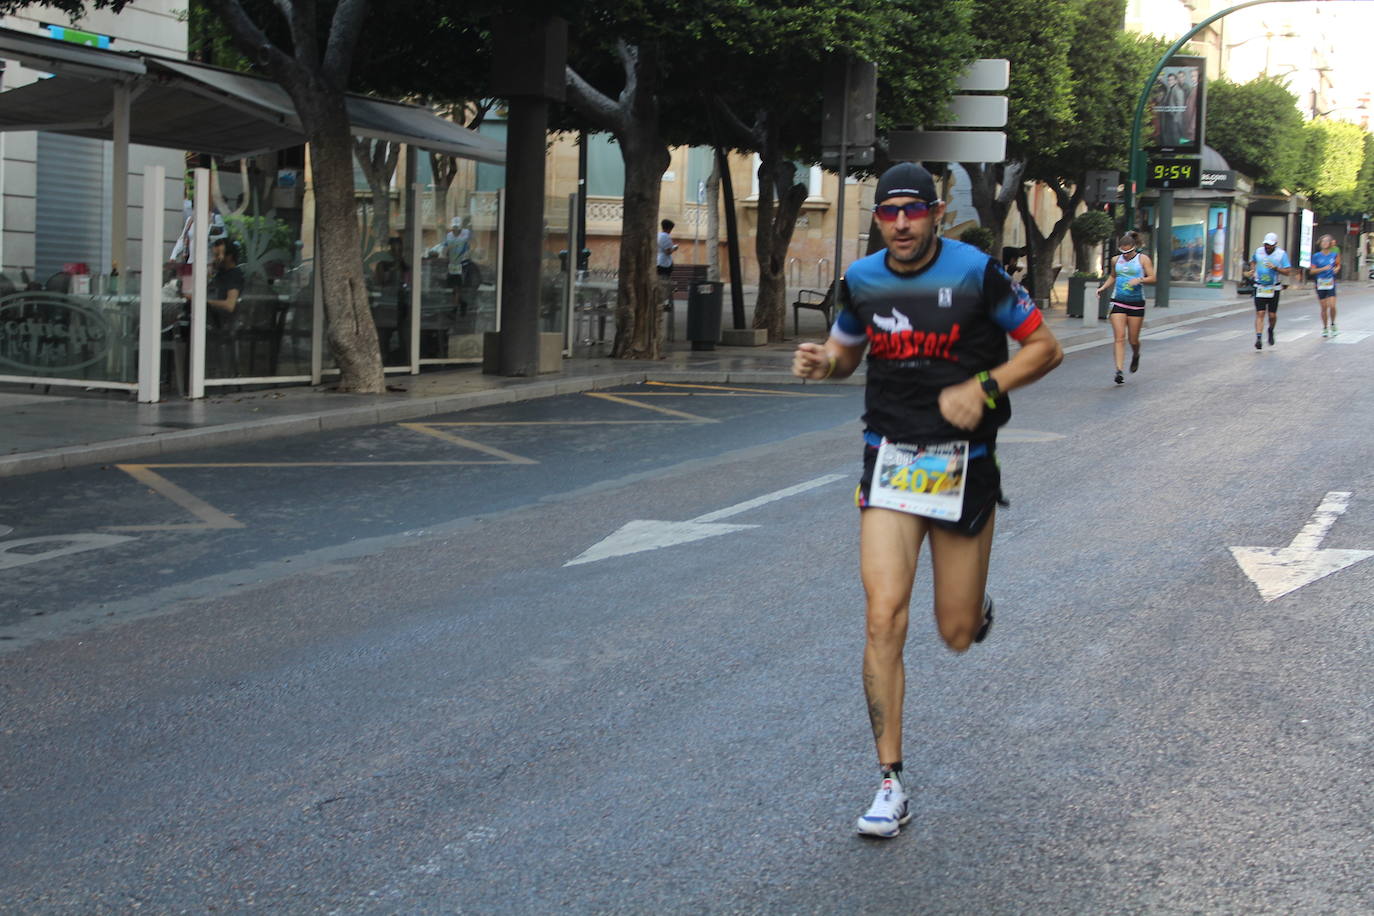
top-left (1256, 285), bottom-right (1278, 298)
top-left (1316, 277), bottom-right (1334, 290)
top-left (869, 439), bottom-right (968, 521)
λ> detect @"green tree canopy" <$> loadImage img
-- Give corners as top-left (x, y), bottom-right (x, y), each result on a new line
top-left (1206, 76), bottom-right (1305, 191)
top-left (1297, 118), bottom-right (1369, 217)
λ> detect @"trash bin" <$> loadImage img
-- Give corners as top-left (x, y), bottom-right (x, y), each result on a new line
top-left (686, 280), bottom-right (723, 351)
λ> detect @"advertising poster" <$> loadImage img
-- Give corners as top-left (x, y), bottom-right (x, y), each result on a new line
top-left (1171, 217), bottom-right (1205, 282)
top-left (1207, 205), bottom-right (1227, 287)
top-left (1146, 56), bottom-right (1206, 154)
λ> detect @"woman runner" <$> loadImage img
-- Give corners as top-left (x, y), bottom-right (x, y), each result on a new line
top-left (1097, 231), bottom-right (1156, 384)
top-left (1309, 234), bottom-right (1341, 337)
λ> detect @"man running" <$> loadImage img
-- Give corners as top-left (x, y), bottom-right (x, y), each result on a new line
top-left (1309, 234), bottom-right (1341, 337)
top-left (1247, 232), bottom-right (1291, 349)
top-left (791, 162), bottom-right (1062, 839)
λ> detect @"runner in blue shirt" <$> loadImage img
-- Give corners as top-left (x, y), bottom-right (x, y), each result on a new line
top-left (1246, 232), bottom-right (1292, 349)
top-left (1308, 234), bottom-right (1341, 337)
top-left (791, 163), bottom-right (1062, 839)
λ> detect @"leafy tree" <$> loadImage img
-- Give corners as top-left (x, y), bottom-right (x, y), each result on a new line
top-left (1354, 133), bottom-right (1374, 217)
top-left (557, 1), bottom-right (976, 351)
top-left (1297, 118), bottom-right (1368, 217)
top-left (1205, 76), bottom-right (1306, 191)
top-left (699, 1), bottom-right (976, 341)
top-left (1014, 0), bottom-right (1163, 303)
top-left (960, 0), bottom-right (1078, 258)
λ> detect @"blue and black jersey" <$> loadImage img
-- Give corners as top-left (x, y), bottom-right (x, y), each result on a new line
top-left (832, 238), bottom-right (1042, 444)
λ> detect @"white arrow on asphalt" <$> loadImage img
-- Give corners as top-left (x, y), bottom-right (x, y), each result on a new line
top-left (565, 473), bottom-right (847, 567)
top-left (1230, 491), bottom-right (1373, 602)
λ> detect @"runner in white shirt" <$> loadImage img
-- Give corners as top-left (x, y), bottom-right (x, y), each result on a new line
top-left (1246, 232), bottom-right (1292, 349)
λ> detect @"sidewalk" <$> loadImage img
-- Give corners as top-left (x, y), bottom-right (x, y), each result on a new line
top-left (0, 291), bottom-right (1250, 478)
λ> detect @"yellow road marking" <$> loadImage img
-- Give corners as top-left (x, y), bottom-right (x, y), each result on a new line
top-left (643, 381), bottom-right (838, 397)
top-left (583, 392), bottom-right (716, 421)
top-left (397, 424), bottom-right (540, 463)
top-left (109, 465), bottom-right (246, 531)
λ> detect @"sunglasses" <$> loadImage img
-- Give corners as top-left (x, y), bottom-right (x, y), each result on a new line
top-left (873, 201), bottom-right (934, 221)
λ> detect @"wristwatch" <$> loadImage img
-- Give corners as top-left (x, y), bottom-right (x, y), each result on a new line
top-left (976, 370), bottom-right (999, 408)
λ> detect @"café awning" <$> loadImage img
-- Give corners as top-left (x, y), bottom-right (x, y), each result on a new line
top-left (0, 27), bottom-right (504, 163)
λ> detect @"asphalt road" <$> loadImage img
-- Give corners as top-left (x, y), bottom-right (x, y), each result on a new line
top-left (3, 297), bottom-right (1373, 913)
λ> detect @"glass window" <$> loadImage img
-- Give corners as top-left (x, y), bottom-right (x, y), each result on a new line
top-left (476, 120), bottom-right (508, 192)
top-left (587, 133), bottom-right (625, 197)
top-left (685, 147), bottom-right (714, 203)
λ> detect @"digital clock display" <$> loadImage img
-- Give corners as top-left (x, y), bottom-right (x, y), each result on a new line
top-left (1146, 157), bottom-right (1202, 189)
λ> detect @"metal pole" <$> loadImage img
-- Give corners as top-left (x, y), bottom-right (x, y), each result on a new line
top-left (137, 164), bottom-right (164, 403)
top-left (111, 83), bottom-right (130, 282)
top-left (189, 167), bottom-right (209, 399)
top-left (406, 144), bottom-right (421, 373)
top-left (831, 56), bottom-right (850, 313)
top-left (1155, 189), bottom-right (1173, 308)
top-left (1125, 0), bottom-right (1308, 231)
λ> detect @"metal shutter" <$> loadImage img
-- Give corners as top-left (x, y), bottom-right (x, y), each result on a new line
top-left (36, 132), bottom-right (110, 284)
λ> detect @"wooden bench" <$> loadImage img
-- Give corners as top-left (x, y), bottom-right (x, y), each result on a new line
top-left (667, 264), bottom-right (708, 303)
top-left (791, 287), bottom-right (836, 337)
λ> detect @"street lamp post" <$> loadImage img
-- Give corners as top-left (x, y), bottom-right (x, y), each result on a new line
top-left (1124, 0), bottom-right (1313, 233)
top-left (1123, 0), bottom-right (1317, 310)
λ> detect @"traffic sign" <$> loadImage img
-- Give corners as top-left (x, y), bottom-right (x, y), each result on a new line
top-left (888, 130), bottom-right (1006, 164)
top-left (930, 96), bottom-right (1008, 128)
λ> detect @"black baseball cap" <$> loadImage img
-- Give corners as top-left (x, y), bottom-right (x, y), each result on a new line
top-left (875, 162), bottom-right (938, 204)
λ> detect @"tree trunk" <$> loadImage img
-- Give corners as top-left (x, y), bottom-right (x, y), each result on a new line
top-left (1015, 179), bottom-right (1080, 309)
top-left (751, 150), bottom-right (807, 342)
top-left (963, 160), bottom-right (1025, 260)
top-left (705, 156), bottom-right (721, 282)
top-left (613, 133), bottom-right (670, 359)
top-left (305, 105), bottom-right (384, 392)
top-left (354, 138), bottom-right (399, 258)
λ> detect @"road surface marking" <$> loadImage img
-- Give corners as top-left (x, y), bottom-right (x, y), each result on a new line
top-left (566, 474), bottom-right (847, 566)
top-left (110, 464), bottom-right (247, 531)
top-left (643, 381), bottom-right (840, 397)
top-left (1327, 332), bottom-right (1371, 344)
top-left (0, 533), bottom-right (137, 571)
top-left (1230, 490), bottom-right (1373, 602)
top-left (1140, 328), bottom-right (1197, 340)
top-left (583, 392), bottom-right (715, 421)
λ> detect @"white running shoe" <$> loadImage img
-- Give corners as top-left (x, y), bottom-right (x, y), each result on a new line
top-left (856, 775), bottom-right (910, 838)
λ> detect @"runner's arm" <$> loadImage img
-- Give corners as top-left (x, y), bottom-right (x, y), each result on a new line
top-left (938, 324), bottom-right (1061, 431)
top-left (1096, 260), bottom-right (1116, 295)
top-left (1136, 254), bottom-right (1157, 285)
top-left (792, 337), bottom-right (866, 381)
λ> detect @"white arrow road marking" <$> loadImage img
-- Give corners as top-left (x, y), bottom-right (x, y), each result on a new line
top-left (0, 524), bottom-right (12, 538)
top-left (0, 533), bottom-right (137, 571)
top-left (1230, 491), bottom-right (1373, 602)
top-left (565, 473), bottom-right (847, 567)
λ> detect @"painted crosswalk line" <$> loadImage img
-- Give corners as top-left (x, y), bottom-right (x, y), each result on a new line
top-left (1140, 328), bottom-right (1197, 340)
top-left (1327, 331), bottom-right (1371, 344)
top-left (1198, 330), bottom-right (1251, 340)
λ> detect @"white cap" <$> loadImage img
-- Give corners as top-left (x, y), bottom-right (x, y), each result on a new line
top-left (1263, 232), bottom-right (1278, 245)
top-left (450, 217), bottom-right (463, 229)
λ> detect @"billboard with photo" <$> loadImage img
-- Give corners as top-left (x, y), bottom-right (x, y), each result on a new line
top-left (1145, 56), bottom-right (1206, 154)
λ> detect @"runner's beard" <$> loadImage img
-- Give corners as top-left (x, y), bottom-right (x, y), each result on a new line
top-left (888, 232), bottom-right (934, 265)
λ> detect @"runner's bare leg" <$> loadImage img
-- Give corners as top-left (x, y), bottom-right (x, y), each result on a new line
top-left (859, 508), bottom-right (926, 765)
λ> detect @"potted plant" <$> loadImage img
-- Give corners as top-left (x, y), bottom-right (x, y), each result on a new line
top-left (1067, 211), bottom-right (1115, 317)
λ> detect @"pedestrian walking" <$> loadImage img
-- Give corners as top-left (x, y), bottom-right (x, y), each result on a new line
top-left (1247, 232), bottom-right (1292, 349)
top-left (1309, 234), bottom-right (1341, 337)
top-left (790, 162), bottom-right (1063, 839)
top-left (1097, 231), bottom-right (1155, 385)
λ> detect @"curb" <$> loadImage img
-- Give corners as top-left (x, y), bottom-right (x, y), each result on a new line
top-left (0, 299), bottom-right (1249, 479)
